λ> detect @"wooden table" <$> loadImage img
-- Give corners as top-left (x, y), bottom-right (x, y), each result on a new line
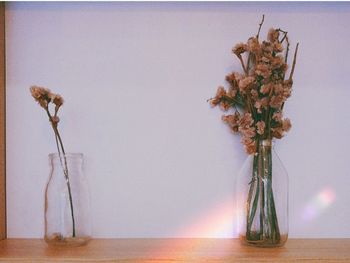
top-left (0, 238), bottom-right (349, 262)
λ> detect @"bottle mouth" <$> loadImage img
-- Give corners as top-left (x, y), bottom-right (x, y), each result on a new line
top-left (49, 153), bottom-right (84, 159)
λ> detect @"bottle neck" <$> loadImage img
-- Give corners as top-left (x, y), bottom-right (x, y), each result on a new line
top-left (49, 153), bottom-right (84, 174)
top-left (257, 139), bottom-right (272, 154)
top-left (259, 139), bottom-right (272, 147)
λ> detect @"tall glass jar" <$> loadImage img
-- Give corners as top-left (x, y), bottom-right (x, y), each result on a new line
top-left (236, 140), bottom-right (288, 247)
top-left (45, 153), bottom-right (91, 246)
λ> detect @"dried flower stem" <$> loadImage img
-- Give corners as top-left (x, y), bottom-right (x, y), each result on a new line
top-left (246, 141), bottom-right (280, 244)
top-left (238, 55), bottom-right (248, 75)
top-left (45, 107), bottom-right (76, 237)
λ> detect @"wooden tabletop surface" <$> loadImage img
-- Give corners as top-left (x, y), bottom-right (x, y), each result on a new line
top-left (0, 238), bottom-right (349, 262)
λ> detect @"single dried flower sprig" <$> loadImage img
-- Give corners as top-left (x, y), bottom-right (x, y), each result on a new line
top-left (209, 16), bottom-right (299, 154)
top-left (30, 86), bottom-right (76, 237)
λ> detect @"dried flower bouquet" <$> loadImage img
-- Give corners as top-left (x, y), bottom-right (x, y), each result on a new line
top-left (209, 16), bottom-right (298, 246)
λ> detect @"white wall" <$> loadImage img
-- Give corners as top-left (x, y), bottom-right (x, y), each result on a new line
top-left (5, 2), bottom-right (350, 238)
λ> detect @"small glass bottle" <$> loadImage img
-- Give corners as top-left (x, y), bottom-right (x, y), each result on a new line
top-left (45, 153), bottom-right (91, 246)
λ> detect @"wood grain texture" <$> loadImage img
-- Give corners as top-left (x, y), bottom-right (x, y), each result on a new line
top-left (0, 239), bottom-right (349, 262)
top-left (0, 2), bottom-right (6, 241)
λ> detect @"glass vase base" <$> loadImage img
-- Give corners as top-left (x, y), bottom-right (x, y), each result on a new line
top-left (45, 233), bottom-right (91, 247)
top-left (239, 234), bottom-right (288, 248)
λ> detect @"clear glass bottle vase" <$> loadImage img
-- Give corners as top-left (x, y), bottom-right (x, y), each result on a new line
top-left (236, 140), bottom-right (288, 247)
top-left (45, 153), bottom-right (91, 246)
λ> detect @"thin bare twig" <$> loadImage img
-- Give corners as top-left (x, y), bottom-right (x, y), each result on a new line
top-left (256, 15), bottom-right (265, 39)
top-left (289, 43), bottom-right (299, 81)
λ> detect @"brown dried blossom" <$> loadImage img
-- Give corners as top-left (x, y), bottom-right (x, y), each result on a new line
top-left (239, 113), bottom-right (254, 128)
top-left (239, 125), bottom-right (256, 138)
top-left (30, 86), bottom-right (52, 108)
top-left (256, 121), bottom-right (266, 135)
top-left (247, 37), bottom-right (261, 54)
top-left (274, 83), bottom-right (284, 95)
top-left (241, 137), bottom-right (256, 155)
top-left (273, 42), bottom-right (284, 53)
top-left (272, 111), bottom-right (283, 122)
top-left (250, 89), bottom-right (259, 100)
top-left (282, 118), bottom-right (292, 132)
top-left (222, 112), bottom-right (240, 132)
top-left (254, 99), bottom-right (264, 113)
top-left (30, 85), bottom-right (65, 125)
top-left (238, 76), bottom-right (255, 93)
top-left (261, 41), bottom-right (273, 54)
top-left (209, 86), bottom-right (226, 107)
top-left (260, 83), bottom-right (271, 94)
top-left (267, 28), bottom-right (279, 43)
top-left (225, 72), bottom-right (238, 85)
top-left (228, 87), bottom-right (237, 99)
top-left (271, 127), bottom-right (284, 139)
top-left (269, 95), bottom-right (285, 109)
top-left (219, 100), bottom-right (231, 111)
top-left (233, 43), bottom-right (248, 56)
top-left (51, 94), bottom-right (64, 107)
top-left (255, 63), bottom-right (271, 79)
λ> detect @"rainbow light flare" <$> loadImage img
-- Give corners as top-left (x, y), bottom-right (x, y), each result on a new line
top-left (302, 188), bottom-right (336, 222)
top-left (176, 195), bottom-right (244, 238)
top-left (145, 196), bottom-right (245, 260)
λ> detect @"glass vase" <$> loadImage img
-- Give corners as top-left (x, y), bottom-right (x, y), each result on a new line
top-left (45, 153), bottom-right (91, 246)
top-left (236, 140), bottom-right (288, 247)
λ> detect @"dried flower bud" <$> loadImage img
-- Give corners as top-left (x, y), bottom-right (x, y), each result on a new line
top-left (30, 85), bottom-right (52, 108)
top-left (272, 127), bottom-right (284, 139)
top-left (260, 97), bottom-right (269, 108)
top-left (239, 126), bottom-right (256, 138)
top-left (238, 76), bottom-right (255, 93)
top-left (209, 86), bottom-right (227, 107)
top-left (282, 118), bottom-right (292, 132)
top-left (260, 84), bottom-right (271, 94)
top-left (250, 89), bottom-right (259, 100)
top-left (256, 121), bottom-right (266, 135)
top-left (219, 101), bottom-right (231, 111)
top-left (227, 87), bottom-right (237, 99)
top-left (271, 55), bottom-right (284, 68)
top-left (269, 95), bottom-right (284, 109)
top-left (273, 42), bottom-right (284, 53)
top-left (239, 112), bottom-right (254, 127)
top-left (261, 41), bottom-right (273, 53)
top-left (222, 111), bottom-right (240, 132)
top-left (272, 111), bottom-right (283, 122)
top-left (52, 94), bottom-right (64, 107)
top-left (254, 100), bottom-right (263, 113)
top-left (268, 28), bottom-right (279, 43)
top-left (274, 84), bottom-right (284, 95)
top-left (255, 64), bottom-right (271, 79)
top-left (232, 43), bottom-right (248, 56)
top-left (247, 37), bottom-right (261, 54)
top-left (241, 135), bottom-right (256, 153)
top-left (226, 73), bottom-right (239, 89)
